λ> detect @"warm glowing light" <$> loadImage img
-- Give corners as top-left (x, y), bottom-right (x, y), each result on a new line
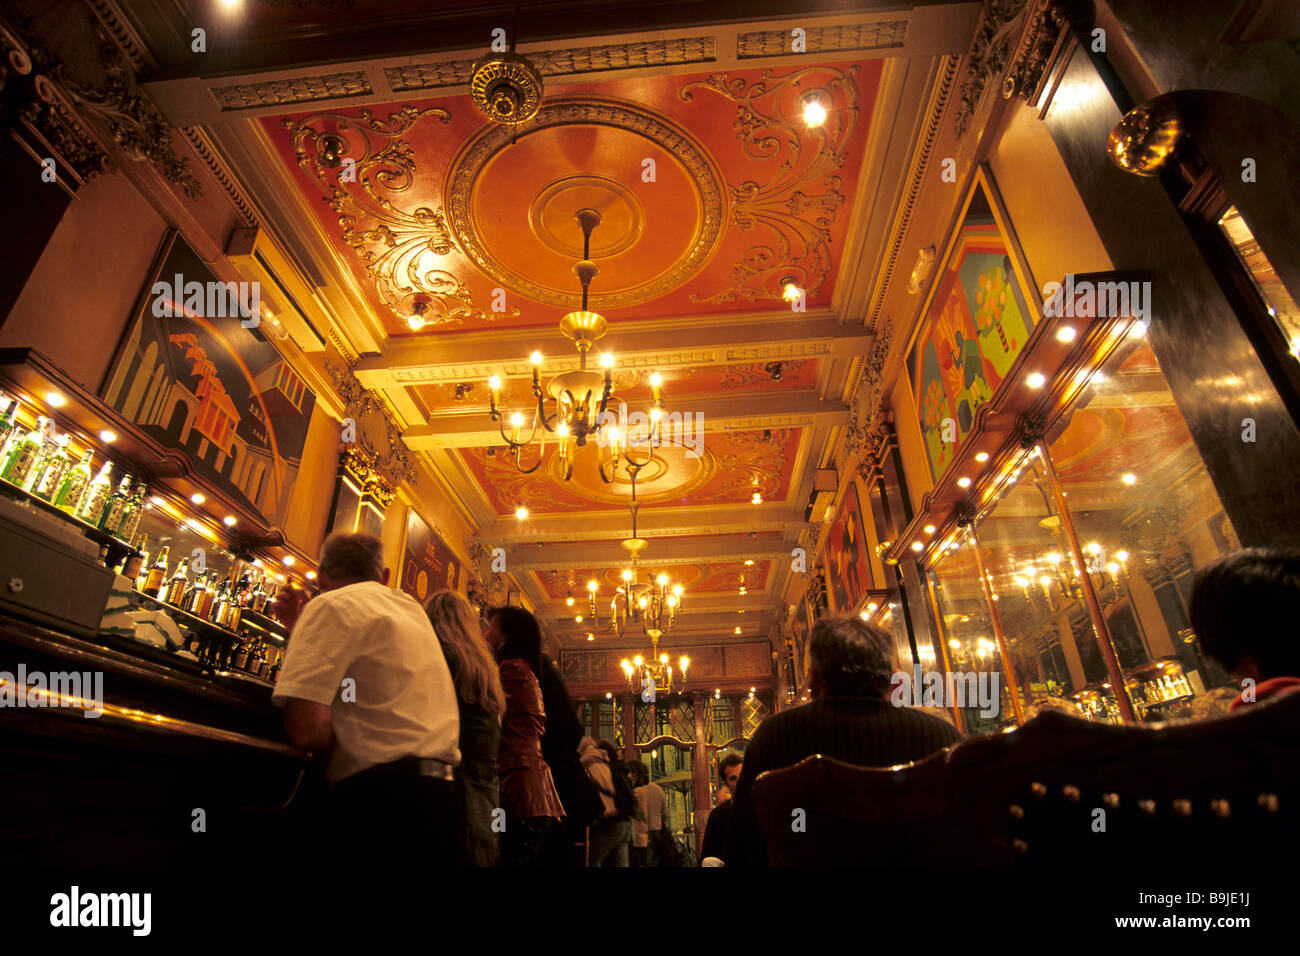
top-left (1056, 326), bottom-right (1078, 343)
top-left (621, 569), bottom-right (632, 582)
top-left (1116, 550), bottom-right (1129, 562)
top-left (529, 351), bottom-right (543, 365)
top-left (657, 574), bottom-right (668, 586)
top-left (649, 407), bottom-right (661, 421)
top-left (911, 541), bottom-right (923, 552)
top-left (859, 610), bottom-right (869, 621)
top-left (868, 602), bottom-right (878, 612)
top-left (751, 492), bottom-right (763, 505)
top-left (680, 657), bottom-right (689, 671)
top-left (283, 556), bottom-right (296, 566)
top-left (1039, 576), bottom-right (1052, 587)
top-left (306, 571), bottom-right (317, 581)
top-left (1121, 472), bottom-right (1137, 485)
top-left (45, 392), bottom-right (66, 407)
top-left (1026, 372), bottom-right (1047, 388)
top-left (923, 524), bottom-right (936, 534)
top-left (407, 315), bottom-right (425, 330)
top-left (734, 626), bottom-right (742, 634)
top-left (744, 559), bottom-right (754, 566)
top-left (223, 516), bottom-right (237, 526)
top-left (957, 477), bottom-right (972, 488)
top-left (589, 635), bottom-right (596, 642)
top-left (514, 506), bottom-right (528, 519)
top-left (489, 375), bottom-right (501, 390)
top-left (510, 412), bottom-right (524, 428)
top-left (949, 640), bottom-right (960, 649)
top-left (802, 97), bottom-right (827, 128)
top-left (556, 422), bottom-right (569, 437)
top-left (587, 580), bottom-right (598, 592)
top-left (667, 595), bottom-right (677, 607)
top-left (1130, 320), bottom-right (1148, 337)
top-left (649, 373), bottom-right (662, 388)
top-left (575, 616), bottom-right (583, 623)
top-left (99, 430), bottom-right (117, 443)
top-left (1107, 562), bottom-right (1120, 574)
top-left (781, 281), bottom-right (802, 302)
top-left (637, 597), bottom-right (647, 609)
top-left (565, 596), bottom-right (575, 606)
top-left (673, 584), bottom-right (682, 596)
top-left (601, 353), bottom-right (614, 368)
top-left (975, 452), bottom-right (990, 462)
top-left (190, 493), bottom-right (205, 504)
top-left (1086, 542), bottom-right (1101, 554)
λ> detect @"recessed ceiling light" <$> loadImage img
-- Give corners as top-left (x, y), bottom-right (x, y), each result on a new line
top-left (923, 524), bottom-right (935, 534)
top-left (911, 541), bottom-right (924, 552)
top-left (1026, 372), bottom-right (1047, 388)
top-left (1130, 320), bottom-right (1148, 337)
top-left (957, 477), bottom-right (972, 488)
top-left (223, 516), bottom-right (237, 526)
top-left (283, 556), bottom-right (295, 566)
top-left (734, 626), bottom-right (742, 634)
top-left (859, 610), bottom-right (869, 620)
top-left (190, 493), bottom-right (205, 504)
top-left (1121, 473), bottom-right (1137, 485)
top-left (975, 452), bottom-right (990, 463)
top-left (744, 559), bottom-right (754, 566)
top-left (45, 392), bottom-right (66, 407)
top-left (575, 615), bottom-right (583, 623)
top-left (99, 430), bottom-right (117, 443)
top-left (1055, 326), bottom-right (1078, 343)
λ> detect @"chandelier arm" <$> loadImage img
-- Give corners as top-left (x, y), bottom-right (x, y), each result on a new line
top-left (510, 443), bottom-right (545, 475)
top-left (493, 412), bottom-right (543, 450)
top-left (534, 387), bottom-right (559, 434)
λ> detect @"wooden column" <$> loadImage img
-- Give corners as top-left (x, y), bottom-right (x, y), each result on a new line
top-left (691, 692), bottom-right (711, 859)
top-left (621, 694), bottom-right (636, 762)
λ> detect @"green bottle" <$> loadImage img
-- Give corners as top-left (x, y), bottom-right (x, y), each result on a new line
top-left (114, 482), bottom-right (148, 542)
top-left (1, 416), bottom-right (48, 488)
top-left (75, 461), bottom-right (114, 525)
top-left (0, 399), bottom-right (19, 461)
top-left (31, 434), bottom-right (72, 501)
top-left (52, 449), bottom-right (93, 513)
top-left (21, 418), bottom-right (58, 492)
top-left (97, 476), bottom-right (134, 532)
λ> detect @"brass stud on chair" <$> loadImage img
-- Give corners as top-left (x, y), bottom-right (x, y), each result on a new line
top-left (1258, 793), bottom-right (1280, 813)
top-left (1102, 793), bottom-right (1120, 809)
top-left (1172, 799), bottom-right (1192, 817)
top-left (1009, 804), bottom-right (1025, 819)
top-left (1012, 838), bottom-right (1029, 854)
top-left (1210, 799), bottom-right (1231, 818)
top-left (1138, 799), bottom-right (1156, 815)
top-left (1030, 782), bottom-right (1048, 798)
top-left (1063, 785), bottom-right (1081, 802)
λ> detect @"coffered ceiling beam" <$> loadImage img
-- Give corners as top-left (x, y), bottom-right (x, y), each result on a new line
top-left (479, 503), bottom-right (806, 543)
top-left (353, 313), bottom-right (872, 389)
top-left (503, 534), bottom-right (795, 571)
top-left (403, 391), bottom-right (849, 448)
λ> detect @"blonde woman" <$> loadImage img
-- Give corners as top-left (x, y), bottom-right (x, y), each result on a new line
top-left (426, 590), bottom-right (507, 867)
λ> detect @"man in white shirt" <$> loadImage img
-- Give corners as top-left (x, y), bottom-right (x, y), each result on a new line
top-left (273, 532), bottom-right (461, 863)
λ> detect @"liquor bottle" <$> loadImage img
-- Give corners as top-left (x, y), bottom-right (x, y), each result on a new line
top-left (20, 418), bottom-right (58, 492)
top-left (197, 574), bottom-right (217, 620)
top-left (0, 416), bottom-right (49, 488)
top-left (31, 434), bottom-right (72, 500)
top-left (250, 573), bottom-right (268, 614)
top-left (97, 476), bottom-right (134, 532)
top-left (163, 556), bottom-right (190, 606)
top-left (226, 599), bottom-right (243, 632)
top-left (114, 482), bottom-right (148, 542)
top-left (268, 652), bottom-right (281, 684)
top-left (209, 579), bottom-right (231, 626)
top-left (143, 546), bottom-right (169, 596)
top-left (232, 631), bottom-right (251, 671)
top-left (235, 566), bottom-right (254, 607)
top-left (52, 449), bottom-right (93, 513)
top-left (75, 461), bottom-right (114, 525)
top-left (249, 640), bottom-right (267, 678)
top-left (134, 536), bottom-right (151, 590)
top-left (183, 572), bottom-right (208, 615)
top-left (0, 398), bottom-right (21, 461)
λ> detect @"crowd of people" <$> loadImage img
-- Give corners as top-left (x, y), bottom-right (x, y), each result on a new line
top-left (271, 533), bottom-right (1300, 866)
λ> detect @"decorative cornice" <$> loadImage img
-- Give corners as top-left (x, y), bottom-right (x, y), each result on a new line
top-left (180, 126), bottom-right (258, 227)
top-left (326, 358), bottom-right (418, 489)
top-left (385, 37), bottom-right (718, 93)
top-left (211, 71), bottom-right (372, 111)
top-left (737, 20), bottom-right (909, 58)
top-left (867, 54), bottom-right (960, 331)
top-left (954, 0), bottom-right (1073, 138)
top-left (842, 316), bottom-right (893, 460)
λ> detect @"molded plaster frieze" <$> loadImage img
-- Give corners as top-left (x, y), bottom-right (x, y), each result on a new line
top-left (737, 20), bottom-right (909, 58)
top-left (326, 358), bottom-right (418, 489)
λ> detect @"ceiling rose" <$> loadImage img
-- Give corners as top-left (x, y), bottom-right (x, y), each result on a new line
top-left (468, 51), bottom-right (544, 125)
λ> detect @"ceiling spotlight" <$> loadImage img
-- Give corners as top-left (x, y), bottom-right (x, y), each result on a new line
top-left (779, 278), bottom-right (802, 304)
top-left (284, 556), bottom-right (296, 566)
top-left (223, 516), bottom-right (237, 527)
top-left (1026, 372), bottom-right (1047, 388)
top-left (99, 430), bottom-right (117, 443)
top-left (306, 571), bottom-right (317, 581)
top-left (923, 525), bottom-right (936, 534)
top-left (801, 90), bottom-right (829, 128)
top-left (1056, 326), bottom-right (1078, 343)
top-left (911, 542), bottom-right (924, 552)
top-left (975, 452), bottom-right (990, 463)
top-left (957, 477), bottom-right (972, 488)
top-left (46, 392), bottom-right (66, 407)
top-left (1130, 320), bottom-right (1148, 337)
top-left (190, 493), bottom-right (205, 504)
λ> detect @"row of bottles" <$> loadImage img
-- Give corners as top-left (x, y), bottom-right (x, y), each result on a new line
top-left (136, 543), bottom-right (279, 632)
top-left (1133, 671), bottom-right (1193, 706)
top-left (0, 398), bottom-right (147, 541)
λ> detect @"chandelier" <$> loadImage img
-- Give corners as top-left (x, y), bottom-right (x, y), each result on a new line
top-left (585, 453), bottom-right (683, 640)
top-left (486, 208), bottom-right (666, 480)
top-left (621, 641), bottom-right (690, 697)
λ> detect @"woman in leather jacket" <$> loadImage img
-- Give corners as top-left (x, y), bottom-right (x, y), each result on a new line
top-left (484, 605), bottom-right (565, 866)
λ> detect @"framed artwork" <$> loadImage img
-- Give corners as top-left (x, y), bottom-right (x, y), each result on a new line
top-left (102, 231), bottom-right (316, 525)
top-left (824, 480), bottom-right (872, 614)
top-left (907, 168), bottom-right (1038, 482)
top-left (399, 509), bottom-right (461, 604)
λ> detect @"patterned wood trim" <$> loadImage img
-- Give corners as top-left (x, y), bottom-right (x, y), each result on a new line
top-left (737, 20), bottom-right (909, 58)
top-left (210, 71), bottom-right (373, 111)
top-left (180, 127), bottom-right (258, 227)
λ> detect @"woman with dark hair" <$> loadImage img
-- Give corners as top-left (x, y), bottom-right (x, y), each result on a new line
top-left (484, 605), bottom-right (565, 866)
top-left (426, 590), bottom-right (505, 867)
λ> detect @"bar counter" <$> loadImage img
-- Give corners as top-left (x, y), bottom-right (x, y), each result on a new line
top-left (0, 611), bottom-right (321, 865)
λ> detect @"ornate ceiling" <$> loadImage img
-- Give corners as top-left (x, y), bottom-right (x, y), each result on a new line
top-left (123, 0), bottom-right (983, 646)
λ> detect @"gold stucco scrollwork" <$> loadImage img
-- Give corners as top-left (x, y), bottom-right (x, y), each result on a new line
top-left (679, 65), bottom-right (859, 304)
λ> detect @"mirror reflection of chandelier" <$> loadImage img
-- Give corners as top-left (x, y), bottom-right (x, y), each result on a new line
top-left (485, 208), bottom-right (666, 480)
top-left (621, 638), bottom-right (690, 697)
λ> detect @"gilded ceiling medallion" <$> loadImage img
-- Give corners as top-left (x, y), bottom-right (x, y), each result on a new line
top-left (679, 65), bottom-right (860, 304)
top-left (468, 52), bottom-right (544, 125)
top-left (529, 176), bottom-right (645, 259)
top-left (445, 98), bottom-right (726, 310)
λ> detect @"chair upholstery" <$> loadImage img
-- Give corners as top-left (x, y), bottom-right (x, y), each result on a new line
top-left (752, 690), bottom-right (1300, 866)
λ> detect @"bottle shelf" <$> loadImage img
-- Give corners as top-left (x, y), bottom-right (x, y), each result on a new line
top-left (0, 474), bottom-right (142, 567)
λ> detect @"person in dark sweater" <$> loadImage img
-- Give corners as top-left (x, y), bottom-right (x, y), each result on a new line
top-left (725, 616), bottom-right (962, 866)
top-left (699, 751), bottom-right (744, 864)
top-left (536, 651), bottom-right (604, 866)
